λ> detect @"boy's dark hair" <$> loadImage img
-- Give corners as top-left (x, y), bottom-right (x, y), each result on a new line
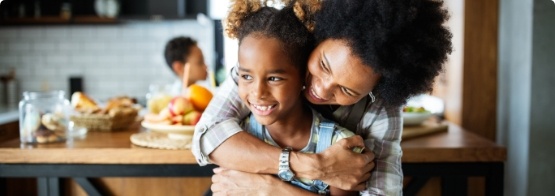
top-left (314, 0), bottom-right (453, 107)
top-left (224, 0), bottom-right (315, 75)
top-left (164, 36), bottom-right (197, 70)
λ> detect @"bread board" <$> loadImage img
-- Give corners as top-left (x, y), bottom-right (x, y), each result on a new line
top-left (402, 121), bottom-right (448, 140)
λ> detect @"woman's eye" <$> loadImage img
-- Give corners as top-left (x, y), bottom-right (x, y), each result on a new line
top-left (241, 74), bottom-right (252, 80)
top-left (320, 61), bottom-right (328, 72)
top-left (341, 87), bottom-right (354, 97)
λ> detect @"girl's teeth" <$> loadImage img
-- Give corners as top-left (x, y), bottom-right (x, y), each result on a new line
top-left (253, 105), bottom-right (274, 111)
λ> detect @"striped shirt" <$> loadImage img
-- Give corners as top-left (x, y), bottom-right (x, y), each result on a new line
top-left (192, 77), bottom-right (403, 196)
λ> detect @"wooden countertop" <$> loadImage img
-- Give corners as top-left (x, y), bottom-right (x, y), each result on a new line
top-left (0, 122), bottom-right (506, 164)
top-left (401, 123), bottom-right (506, 163)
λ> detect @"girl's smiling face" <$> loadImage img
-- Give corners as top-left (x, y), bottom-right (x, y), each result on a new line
top-left (237, 35), bottom-right (305, 126)
top-left (304, 39), bottom-right (381, 106)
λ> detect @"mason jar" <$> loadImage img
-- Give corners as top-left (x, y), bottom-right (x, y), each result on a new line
top-left (19, 90), bottom-right (71, 143)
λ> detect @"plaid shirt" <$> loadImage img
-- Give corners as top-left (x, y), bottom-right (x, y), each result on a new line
top-left (192, 77), bottom-right (403, 196)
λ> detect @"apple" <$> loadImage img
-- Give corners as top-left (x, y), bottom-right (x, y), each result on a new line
top-left (171, 114), bottom-right (184, 125)
top-left (182, 111), bottom-right (202, 125)
top-left (168, 96), bottom-right (194, 116)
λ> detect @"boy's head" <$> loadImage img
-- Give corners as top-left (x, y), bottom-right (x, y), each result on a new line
top-left (164, 36), bottom-right (208, 86)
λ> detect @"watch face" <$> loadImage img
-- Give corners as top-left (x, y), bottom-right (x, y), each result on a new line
top-left (278, 170), bottom-right (294, 181)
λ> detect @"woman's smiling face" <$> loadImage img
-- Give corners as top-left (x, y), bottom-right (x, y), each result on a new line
top-left (304, 39), bottom-right (381, 106)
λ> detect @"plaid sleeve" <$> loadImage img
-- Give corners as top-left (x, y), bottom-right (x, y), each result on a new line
top-left (359, 100), bottom-right (404, 196)
top-left (191, 77), bottom-right (251, 166)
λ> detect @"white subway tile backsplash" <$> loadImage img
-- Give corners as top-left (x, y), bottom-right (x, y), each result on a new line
top-left (0, 55), bottom-right (19, 65)
top-left (0, 28), bottom-right (19, 38)
top-left (45, 54), bottom-right (70, 64)
top-left (122, 54), bottom-right (146, 64)
top-left (44, 27), bottom-right (70, 39)
top-left (95, 54), bottom-right (121, 64)
top-left (69, 27), bottom-right (96, 38)
top-left (95, 27), bottom-right (121, 38)
top-left (33, 42), bottom-right (57, 51)
top-left (119, 25), bottom-right (146, 38)
top-left (58, 42), bottom-right (81, 51)
top-left (81, 42), bottom-right (107, 52)
top-left (19, 27), bottom-right (44, 38)
top-left (70, 54), bottom-right (96, 64)
top-left (9, 42), bottom-right (32, 52)
top-left (2, 20), bottom-right (213, 99)
top-left (0, 42), bottom-right (7, 51)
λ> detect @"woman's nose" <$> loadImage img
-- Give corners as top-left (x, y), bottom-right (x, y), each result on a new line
top-left (318, 78), bottom-right (334, 100)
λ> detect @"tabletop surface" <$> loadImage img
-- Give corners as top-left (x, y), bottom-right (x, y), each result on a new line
top-left (0, 121), bottom-right (506, 164)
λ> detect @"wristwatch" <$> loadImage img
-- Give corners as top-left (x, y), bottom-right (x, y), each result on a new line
top-left (278, 147), bottom-right (295, 181)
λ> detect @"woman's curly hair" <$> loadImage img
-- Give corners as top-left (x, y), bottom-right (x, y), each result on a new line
top-left (314, 0), bottom-right (453, 107)
top-left (223, 0), bottom-right (316, 73)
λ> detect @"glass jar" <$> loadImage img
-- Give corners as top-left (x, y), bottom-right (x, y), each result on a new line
top-left (19, 91), bottom-right (71, 144)
top-left (146, 83), bottom-right (174, 114)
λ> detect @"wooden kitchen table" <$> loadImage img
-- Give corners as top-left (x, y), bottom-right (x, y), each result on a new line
top-left (0, 122), bottom-right (215, 196)
top-left (401, 123), bottom-right (506, 196)
top-left (0, 122), bottom-right (506, 196)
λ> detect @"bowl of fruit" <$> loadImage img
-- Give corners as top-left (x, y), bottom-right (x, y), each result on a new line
top-left (142, 84), bottom-right (213, 138)
top-left (402, 106), bottom-right (433, 126)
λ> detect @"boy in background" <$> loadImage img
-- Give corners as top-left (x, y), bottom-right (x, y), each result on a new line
top-left (164, 36), bottom-right (208, 94)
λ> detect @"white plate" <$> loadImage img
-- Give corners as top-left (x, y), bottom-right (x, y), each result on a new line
top-left (402, 112), bottom-right (433, 126)
top-left (141, 121), bottom-right (195, 135)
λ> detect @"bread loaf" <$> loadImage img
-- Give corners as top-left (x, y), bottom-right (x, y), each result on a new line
top-left (71, 92), bottom-right (100, 112)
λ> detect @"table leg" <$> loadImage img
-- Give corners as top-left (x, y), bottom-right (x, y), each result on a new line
top-left (404, 176), bottom-right (430, 196)
top-left (486, 162), bottom-right (504, 196)
top-left (74, 177), bottom-right (103, 196)
top-left (38, 177), bottom-right (59, 196)
top-left (441, 176), bottom-right (467, 196)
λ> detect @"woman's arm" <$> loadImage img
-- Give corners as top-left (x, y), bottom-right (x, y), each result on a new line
top-left (357, 100), bottom-right (404, 196)
top-left (192, 77), bottom-right (374, 190)
top-left (330, 187), bottom-right (359, 196)
top-left (211, 168), bottom-right (319, 196)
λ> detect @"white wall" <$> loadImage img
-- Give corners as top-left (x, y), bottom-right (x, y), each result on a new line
top-left (498, 0), bottom-right (555, 195)
top-left (0, 19), bottom-right (214, 104)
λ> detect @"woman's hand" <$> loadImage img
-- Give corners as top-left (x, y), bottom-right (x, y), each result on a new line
top-left (292, 135), bottom-right (375, 191)
top-left (211, 168), bottom-right (317, 196)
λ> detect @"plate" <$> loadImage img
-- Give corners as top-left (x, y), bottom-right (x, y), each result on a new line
top-left (402, 111), bottom-right (433, 126)
top-left (141, 121), bottom-right (195, 135)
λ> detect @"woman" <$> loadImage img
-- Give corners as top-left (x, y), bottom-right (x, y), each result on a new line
top-left (193, 0), bottom-right (452, 195)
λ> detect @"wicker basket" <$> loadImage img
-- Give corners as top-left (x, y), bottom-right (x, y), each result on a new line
top-left (70, 111), bottom-right (138, 131)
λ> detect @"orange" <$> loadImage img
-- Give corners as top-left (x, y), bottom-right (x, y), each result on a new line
top-left (186, 84), bottom-right (213, 111)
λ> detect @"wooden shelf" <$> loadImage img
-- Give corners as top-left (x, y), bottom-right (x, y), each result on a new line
top-left (0, 15), bottom-right (119, 25)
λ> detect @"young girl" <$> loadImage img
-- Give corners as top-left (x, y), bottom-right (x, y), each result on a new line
top-left (224, 1), bottom-right (362, 195)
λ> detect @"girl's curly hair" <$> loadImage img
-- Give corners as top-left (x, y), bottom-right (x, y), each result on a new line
top-left (314, 0), bottom-right (453, 107)
top-left (223, 0), bottom-right (316, 74)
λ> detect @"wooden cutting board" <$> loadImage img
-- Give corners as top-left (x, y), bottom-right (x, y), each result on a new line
top-left (402, 121), bottom-right (448, 140)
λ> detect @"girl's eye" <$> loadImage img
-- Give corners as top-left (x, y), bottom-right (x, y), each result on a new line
top-left (268, 77), bottom-right (282, 81)
top-left (241, 74), bottom-right (252, 80)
